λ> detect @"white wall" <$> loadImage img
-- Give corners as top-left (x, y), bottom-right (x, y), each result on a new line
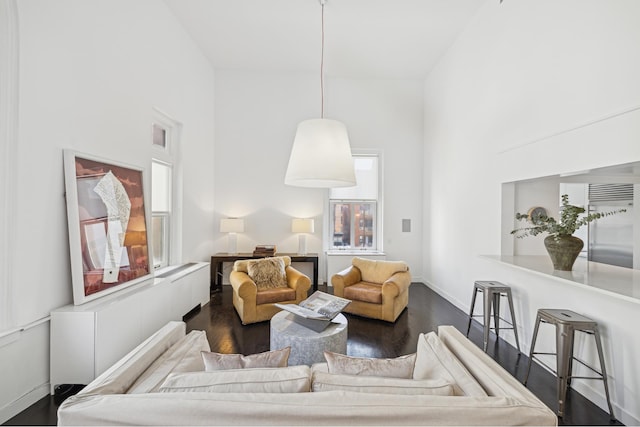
top-left (0, 0), bottom-right (215, 422)
top-left (214, 71), bottom-right (424, 283)
top-left (512, 177), bottom-right (560, 256)
top-left (423, 0), bottom-right (640, 424)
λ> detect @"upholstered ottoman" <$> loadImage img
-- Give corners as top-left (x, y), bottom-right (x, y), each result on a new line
top-left (270, 311), bottom-right (347, 365)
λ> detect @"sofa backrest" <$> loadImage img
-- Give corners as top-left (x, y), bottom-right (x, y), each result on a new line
top-left (437, 325), bottom-right (546, 405)
top-left (75, 321), bottom-right (186, 396)
top-left (352, 257), bottom-right (409, 284)
top-left (126, 330), bottom-right (210, 393)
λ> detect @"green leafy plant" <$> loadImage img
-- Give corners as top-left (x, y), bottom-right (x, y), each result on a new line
top-left (511, 194), bottom-right (626, 241)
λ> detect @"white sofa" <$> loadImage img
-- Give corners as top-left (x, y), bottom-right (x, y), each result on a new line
top-left (57, 321), bottom-right (557, 426)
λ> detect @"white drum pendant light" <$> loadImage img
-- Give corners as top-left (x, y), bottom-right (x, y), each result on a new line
top-left (285, 0), bottom-right (356, 188)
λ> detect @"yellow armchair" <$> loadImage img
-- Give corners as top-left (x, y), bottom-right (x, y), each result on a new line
top-left (332, 257), bottom-right (411, 322)
top-left (230, 256), bottom-right (311, 325)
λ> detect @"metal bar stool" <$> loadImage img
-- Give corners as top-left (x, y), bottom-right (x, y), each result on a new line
top-left (466, 281), bottom-right (521, 353)
top-left (523, 309), bottom-right (615, 420)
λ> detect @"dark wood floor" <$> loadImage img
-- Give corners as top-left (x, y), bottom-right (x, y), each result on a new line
top-left (4, 283), bottom-right (623, 426)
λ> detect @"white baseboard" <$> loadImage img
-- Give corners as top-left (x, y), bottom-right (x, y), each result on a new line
top-left (422, 281), bottom-right (640, 425)
top-left (572, 380), bottom-right (639, 426)
top-left (421, 280), bottom-right (467, 312)
top-left (0, 382), bottom-right (50, 424)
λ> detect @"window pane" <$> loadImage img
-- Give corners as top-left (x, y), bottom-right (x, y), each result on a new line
top-left (331, 202), bottom-right (376, 249)
top-left (152, 161), bottom-right (171, 212)
top-left (330, 156), bottom-right (378, 200)
top-left (152, 123), bottom-right (167, 148)
top-left (152, 215), bottom-right (168, 268)
top-left (332, 203), bottom-right (351, 247)
top-left (152, 160), bottom-right (172, 268)
top-left (354, 203), bottom-right (375, 248)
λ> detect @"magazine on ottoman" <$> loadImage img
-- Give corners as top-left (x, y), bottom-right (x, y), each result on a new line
top-left (275, 291), bottom-right (351, 332)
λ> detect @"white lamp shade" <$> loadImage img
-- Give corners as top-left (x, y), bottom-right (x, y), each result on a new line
top-left (291, 218), bottom-right (315, 233)
top-left (285, 119), bottom-right (356, 188)
top-left (220, 218), bottom-right (244, 233)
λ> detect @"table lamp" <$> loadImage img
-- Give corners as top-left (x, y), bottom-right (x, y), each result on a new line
top-left (220, 218), bottom-right (244, 254)
top-left (291, 218), bottom-right (314, 255)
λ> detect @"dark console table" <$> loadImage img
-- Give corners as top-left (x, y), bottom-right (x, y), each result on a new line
top-left (210, 253), bottom-right (319, 294)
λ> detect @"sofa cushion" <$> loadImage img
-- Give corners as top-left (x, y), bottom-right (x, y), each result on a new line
top-left (256, 287), bottom-right (296, 305)
top-left (352, 257), bottom-right (409, 284)
top-left (159, 365), bottom-right (311, 393)
top-left (127, 329), bottom-right (210, 394)
top-left (247, 257), bottom-right (288, 290)
top-left (202, 347), bottom-right (290, 371)
top-left (343, 281), bottom-right (382, 304)
top-left (311, 372), bottom-right (454, 396)
top-left (413, 332), bottom-right (487, 397)
top-left (310, 362), bottom-right (329, 374)
top-left (324, 351), bottom-right (416, 379)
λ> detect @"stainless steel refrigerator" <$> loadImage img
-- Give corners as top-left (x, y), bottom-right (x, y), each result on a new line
top-left (587, 184), bottom-right (634, 268)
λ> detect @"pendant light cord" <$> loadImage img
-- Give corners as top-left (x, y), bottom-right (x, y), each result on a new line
top-left (320, 0), bottom-right (325, 118)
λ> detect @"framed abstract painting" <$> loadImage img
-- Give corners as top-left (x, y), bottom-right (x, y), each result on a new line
top-left (63, 150), bottom-right (152, 305)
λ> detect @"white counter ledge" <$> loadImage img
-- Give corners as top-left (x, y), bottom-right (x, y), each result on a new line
top-left (481, 255), bottom-right (640, 304)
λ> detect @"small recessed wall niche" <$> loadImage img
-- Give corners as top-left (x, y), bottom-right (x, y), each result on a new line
top-left (502, 161), bottom-right (640, 270)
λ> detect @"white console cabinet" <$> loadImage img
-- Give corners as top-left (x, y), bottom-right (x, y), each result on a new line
top-left (50, 262), bottom-right (209, 393)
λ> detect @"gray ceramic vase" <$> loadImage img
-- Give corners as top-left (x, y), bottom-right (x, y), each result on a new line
top-left (544, 235), bottom-right (584, 271)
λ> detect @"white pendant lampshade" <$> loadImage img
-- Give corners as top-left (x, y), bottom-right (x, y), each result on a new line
top-left (285, 118), bottom-right (356, 188)
top-left (284, 0), bottom-right (356, 189)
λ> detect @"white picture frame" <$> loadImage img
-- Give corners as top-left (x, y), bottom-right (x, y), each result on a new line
top-left (63, 150), bottom-right (153, 305)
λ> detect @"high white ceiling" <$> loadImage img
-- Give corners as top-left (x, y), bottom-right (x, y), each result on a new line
top-left (163, 0), bottom-right (486, 79)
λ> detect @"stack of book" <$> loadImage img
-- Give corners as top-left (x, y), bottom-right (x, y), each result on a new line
top-left (253, 245), bottom-right (276, 257)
